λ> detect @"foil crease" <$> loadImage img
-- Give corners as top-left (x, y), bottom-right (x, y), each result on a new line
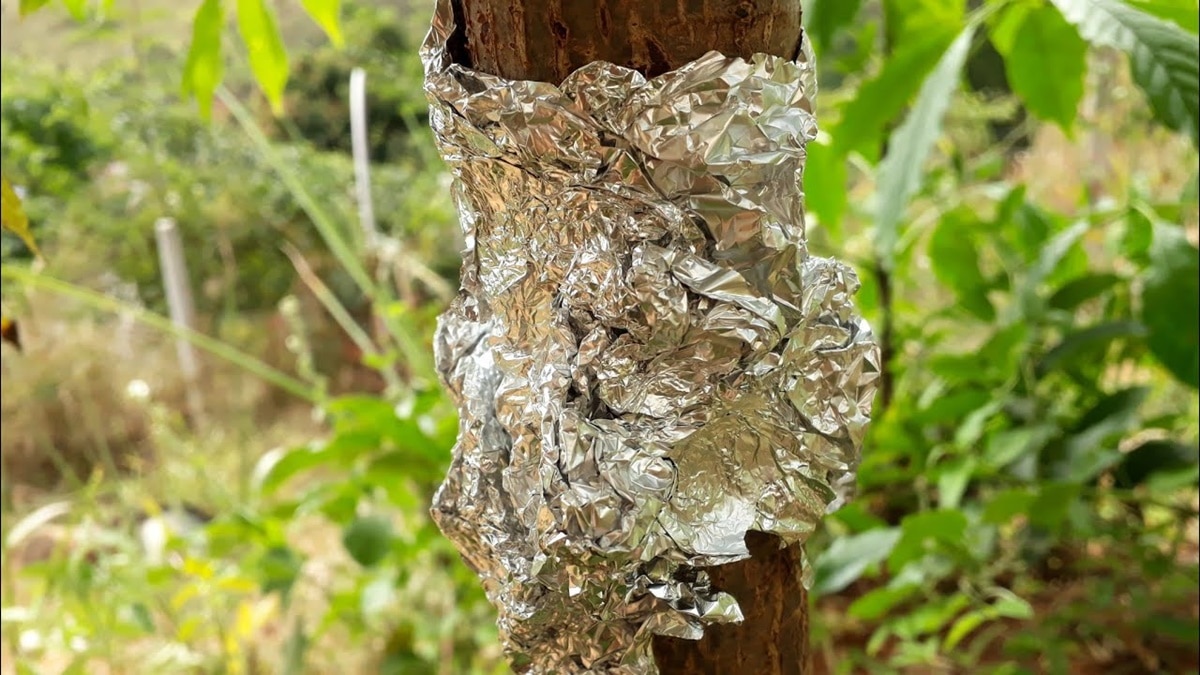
top-left (422, 2), bottom-right (878, 672)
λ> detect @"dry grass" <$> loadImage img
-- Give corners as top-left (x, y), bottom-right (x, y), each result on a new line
top-left (1, 312), bottom-right (155, 495)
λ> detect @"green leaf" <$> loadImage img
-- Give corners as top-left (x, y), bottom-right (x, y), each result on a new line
top-left (988, 2), bottom-right (1036, 54)
top-left (982, 487), bottom-right (1036, 524)
top-left (873, 25), bottom-right (976, 268)
top-left (257, 546), bottom-right (303, 603)
top-left (236, 0), bottom-right (290, 115)
top-left (998, 4), bottom-right (1089, 130)
top-left (129, 603), bottom-right (155, 633)
top-left (928, 208), bottom-right (995, 320)
top-left (1121, 203), bottom-right (1157, 263)
top-left (984, 425), bottom-right (1057, 470)
top-left (991, 588), bottom-right (1035, 620)
top-left (1052, 0), bottom-right (1200, 142)
top-left (1036, 320), bottom-right (1147, 375)
top-left (342, 516), bottom-right (394, 567)
top-left (300, 0), bottom-right (344, 48)
top-left (835, 25), bottom-right (959, 161)
top-left (1126, 0), bottom-right (1200, 33)
top-left (252, 445), bottom-right (338, 495)
top-left (1140, 225), bottom-right (1199, 387)
top-left (943, 609), bottom-right (990, 651)
top-left (62, 0), bottom-right (87, 20)
top-left (954, 398), bottom-right (1006, 449)
top-left (1028, 482), bottom-right (1081, 530)
top-left (803, 137), bottom-right (847, 237)
top-left (1047, 273), bottom-right (1122, 310)
top-left (18, 0), bottom-right (52, 15)
top-left (937, 457), bottom-right (977, 509)
top-left (812, 528), bottom-right (902, 596)
top-left (182, 0), bottom-right (225, 119)
top-left (943, 589), bottom-right (1033, 650)
top-left (1020, 220), bottom-right (1090, 318)
top-left (805, 0), bottom-right (865, 51)
top-left (883, 0), bottom-right (968, 45)
top-left (1111, 439), bottom-right (1198, 489)
top-left (889, 509), bottom-right (970, 570)
top-left (848, 583), bottom-right (921, 621)
top-left (887, 591), bottom-right (971, 640)
top-left (1047, 387), bottom-right (1149, 481)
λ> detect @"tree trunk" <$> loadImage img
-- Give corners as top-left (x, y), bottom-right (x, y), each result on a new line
top-left (445, 3), bottom-right (811, 674)
top-left (450, 0), bottom-right (805, 83)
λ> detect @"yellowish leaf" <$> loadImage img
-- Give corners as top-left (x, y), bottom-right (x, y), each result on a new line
top-left (1, 176), bottom-right (41, 258)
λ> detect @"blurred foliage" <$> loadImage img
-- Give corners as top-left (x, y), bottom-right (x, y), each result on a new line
top-left (2, 0), bottom-right (1199, 673)
top-left (260, 3), bottom-right (431, 163)
top-left (801, 0), bottom-right (1200, 670)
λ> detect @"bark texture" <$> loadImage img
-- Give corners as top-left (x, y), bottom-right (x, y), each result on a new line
top-left (451, 0), bottom-right (805, 83)
top-left (651, 532), bottom-right (810, 674)
top-left (447, 2), bottom-right (810, 673)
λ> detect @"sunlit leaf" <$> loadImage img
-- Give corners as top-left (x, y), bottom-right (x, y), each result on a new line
top-left (61, 0), bottom-right (87, 20)
top-left (18, 0), bottom-right (52, 16)
top-left (874, 25), bottom-right (976, 268)
top-left (944, 589), bottom-right (1033, 650)
top-left (252, 444), bottom-right (338, 495)
top-left (301, 0), bottom-right (344, 48)
top-left (883, 0), bottom-right (967, 46)
top-left (1140, 224), bottom-right (1199, 387)
top-left (237, 0), bottom-right (290, 115)
top-left (988, 2), bottom-right (1035, 54)
top-left (1, 176), bottom-right (41, 258)
top-left (1053, 0), bottom-right (1200, 143)
top-left (182, 0), bottom-right (225, 119)
top-left (998, 4), bottom-right (1089, 130)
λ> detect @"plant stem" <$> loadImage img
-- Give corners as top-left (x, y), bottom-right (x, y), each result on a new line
top-left (874, 258), bottom-right (896, 411)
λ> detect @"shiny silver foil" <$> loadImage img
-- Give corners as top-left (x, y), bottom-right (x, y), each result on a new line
top-left (422, 2), bottom-right (878, 672)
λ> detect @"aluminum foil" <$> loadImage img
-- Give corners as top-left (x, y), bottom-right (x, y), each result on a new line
top-left (422, 2), bottom-right (878, 672)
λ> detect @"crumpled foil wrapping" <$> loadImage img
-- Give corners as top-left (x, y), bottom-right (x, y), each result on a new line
top-left (422, 2), bottom-right (878, 672)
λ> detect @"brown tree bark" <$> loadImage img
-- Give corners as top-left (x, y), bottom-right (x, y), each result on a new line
top-left (449, 0), bottom-right (805, 83)
top-left (446, 2), bottom-right (810, 673)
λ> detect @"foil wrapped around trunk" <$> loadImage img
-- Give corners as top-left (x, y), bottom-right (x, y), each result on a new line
top-left (422, 2), bottom-right (878, 672)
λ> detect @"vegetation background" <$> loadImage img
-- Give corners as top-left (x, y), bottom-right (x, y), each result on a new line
top-left (1, 0), bottom-right (1197, 673)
